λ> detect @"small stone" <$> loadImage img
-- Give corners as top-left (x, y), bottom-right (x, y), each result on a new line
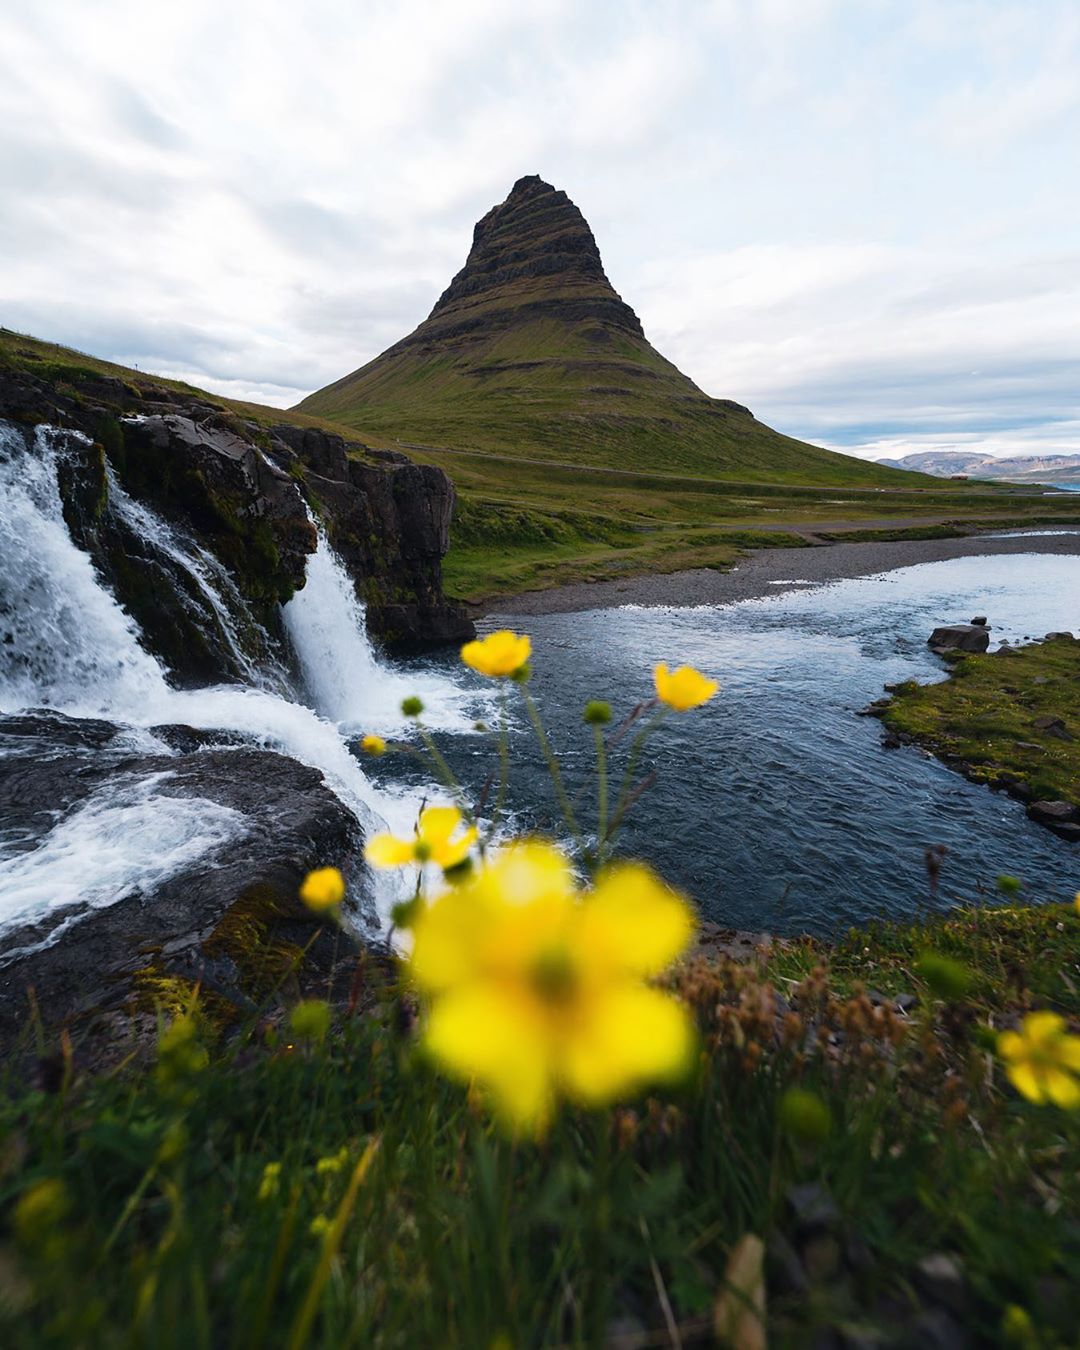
top-left (1033, 715), bottom-right (1074, 741)
top-left (970, 616), bottom-right (988, 627)
top-left (915, 1253), bottom-right (967, 1316)
top-left (1044, 631), bottom-right (1074, 640)
top-left (1027, 800), bottom-right (1079, 824)
top-left (786, 1181), bottom-right (839, 1232)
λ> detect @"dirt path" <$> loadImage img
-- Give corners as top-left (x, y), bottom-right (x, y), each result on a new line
top-left (484, 528), bottom-right (1080, 617)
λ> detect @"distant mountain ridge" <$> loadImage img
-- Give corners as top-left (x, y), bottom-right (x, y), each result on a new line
top-left (298, 176), bottom-right (921, 487)
top-left (877, 450), bottom-right (1080, 485)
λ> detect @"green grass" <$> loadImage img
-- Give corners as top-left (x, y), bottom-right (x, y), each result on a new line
top-left (8, 327), bottom-right (1080, 606)
top-left (881, 636), bottom-right (1080, 805)
top-left (2, 904), bottom-right (1078, 1347)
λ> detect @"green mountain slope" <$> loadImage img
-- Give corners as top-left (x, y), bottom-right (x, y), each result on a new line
top-left (298, 176), bottom-right (913, 487)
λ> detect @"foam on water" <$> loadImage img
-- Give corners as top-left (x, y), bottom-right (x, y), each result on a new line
top-left (0, 773), bottom-right (246, 962)
top-left (0, 422), bottom-right (471, 940)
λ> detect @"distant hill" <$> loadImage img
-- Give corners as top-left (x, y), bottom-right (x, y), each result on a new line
top-left (298, 176), bottom-right (922, 487)
top-left (878, 450), bottom-right (1080, 486)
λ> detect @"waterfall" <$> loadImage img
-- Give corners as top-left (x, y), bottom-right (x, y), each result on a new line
top-left (283, 523), bottom-right (475, 734)
top-left (0, 421), bottom-right (470, 942)
top-left (104, 467), bottom-right (287, 692)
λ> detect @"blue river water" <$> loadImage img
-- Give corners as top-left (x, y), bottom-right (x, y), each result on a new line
top-left (398, 552), bottom-right (1080, 937)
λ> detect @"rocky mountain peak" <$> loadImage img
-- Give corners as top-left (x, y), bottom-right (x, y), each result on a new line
top-left (427, 175), bottom-right (643, 337)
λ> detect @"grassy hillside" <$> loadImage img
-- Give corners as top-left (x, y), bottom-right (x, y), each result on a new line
top-left (297, 177), bottom-right (930, 489)
top-left (8, 326), bottom-right (1079, 605)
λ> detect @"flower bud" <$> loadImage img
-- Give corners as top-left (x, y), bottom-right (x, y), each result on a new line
top-left (779, 1088), bottom-right (831, 1146)
top-left (401, 696), bottom-right (424, 717)
top-left (917, 952), bottom-right (973, 1001)
top-left (583, 700), bottom-right (612, 725)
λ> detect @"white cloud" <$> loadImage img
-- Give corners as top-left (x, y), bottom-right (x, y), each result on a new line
top-left (0, 0), bottom-right (1077, 462)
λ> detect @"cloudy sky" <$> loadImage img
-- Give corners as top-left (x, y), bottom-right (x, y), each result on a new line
top-left (2, 0), bottom-right (1078, 461)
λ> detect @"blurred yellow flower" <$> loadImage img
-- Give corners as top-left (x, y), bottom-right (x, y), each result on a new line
top-left (408, 840), bottom-right (695, 1132)
top-left (300, 866), bottom-right (345, 912)
top-left (653, 662), bottom-right (718, 711)
top-left (998, 1011), bottom-right (1080, 1108)
top-left (360, 734), bottom-right (387, 757)
top-left (257, 1161), bottom-right (281, 1202)
top-left (461, 629), bottom-right (531, 678)
top-left (316, 1147), bottom-right (349, 1177)
top-left (365, 805), bottom-right (477, 871)
top-left (15, 1178), bottom-right (70, 1245)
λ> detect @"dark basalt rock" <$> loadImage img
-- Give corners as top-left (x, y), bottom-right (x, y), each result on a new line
top-left (0, 364), bottom-right (473, 675)
top-left (426, 174), bottom-right (645, 340)
top-left (269, 424), bottom-right (473, 646)
top-left (0, 711), bottom-right (367, 1042)
top-left (928, 623), bottom-right (990, 655)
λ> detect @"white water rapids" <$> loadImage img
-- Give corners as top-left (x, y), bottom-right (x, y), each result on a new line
top-left (0, 422), bottom-right (478, 943)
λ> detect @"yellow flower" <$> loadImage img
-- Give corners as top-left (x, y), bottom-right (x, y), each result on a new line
top-left (258, 1162), bottom-right (281, 1202)
top-left (365, 805), bottom-right (477, 871)
top-left (316, 1147), bottom-right (349, 1177)
top-left (360, 734), bottom-right (387, 757)
top-left (300, 867), bottom-right (345, 912)
top-left (309, 1214), bottom-right (331, 1239)
top-left (461, 630), bottom-right (531, 678)
top-left (408, 840), bottom-right (695, 1132)
top-left (15, 1178), bottom-right (70, 1245)
top-left (998, 1011), bottom-right (1080, 1108)
top-left (1075, 890), bottom-right (1080, 915)
top-left (653, 662), bottom-right (718, 712)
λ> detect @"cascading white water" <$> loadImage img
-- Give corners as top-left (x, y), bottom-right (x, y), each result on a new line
top-left (283, 523), bottom-right (476, 734)
top-left (0, 773), bottom-right (245, 958)
top-left (0, 422), bottom-right (472, 942)
top-left (104, 468), bottom-right (286, 692)
top-left (0, 425), bottom-right (166, 715)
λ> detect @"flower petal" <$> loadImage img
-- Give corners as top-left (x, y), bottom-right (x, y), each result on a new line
top-left (410, 886), bottom-right (493, 990)
top-left (1044, 1067), bottom-right (1080, 1110)
top-left (1006, 1062), bottom-right (1047, 1104)
top-left (560, 984), bottom-right (695, 1106)
top-left (1024, 1011), bottom-right (1065, 1044)
top-left (1059, 1036), bottom-right (1080, 1070)
top-left (364, 834), bottom-right (416, 867)
top-left (997, 1030), bottom-right (1024, 1061)
top-left (438, 825), bottom-right (478, 870)
top-left (418, 805), bottom-right (464, 851)
top-left (581, 863), bottom-right (694, 976)
top-left (423, 983), bottom-right (553, 1130)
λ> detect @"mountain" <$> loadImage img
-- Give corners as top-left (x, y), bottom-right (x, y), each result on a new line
top-left (298, 176), bottom-right (915, 486)
top-left (878, 450), bottom-right (1080, 486)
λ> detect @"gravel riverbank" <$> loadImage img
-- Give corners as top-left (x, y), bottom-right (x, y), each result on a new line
top-left (484, 530), bottom-right (1080, 617)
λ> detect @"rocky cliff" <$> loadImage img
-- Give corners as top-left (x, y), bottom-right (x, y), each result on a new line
top-left (0, 353), bottom-right (473, 681)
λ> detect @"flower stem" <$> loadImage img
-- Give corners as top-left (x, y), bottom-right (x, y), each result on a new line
top-left (593, 724), bottom-right (608, 855)
top-left (521, 687), bottom-right (581, 843)
top-left (604, 706), bottom-right (667, 853)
